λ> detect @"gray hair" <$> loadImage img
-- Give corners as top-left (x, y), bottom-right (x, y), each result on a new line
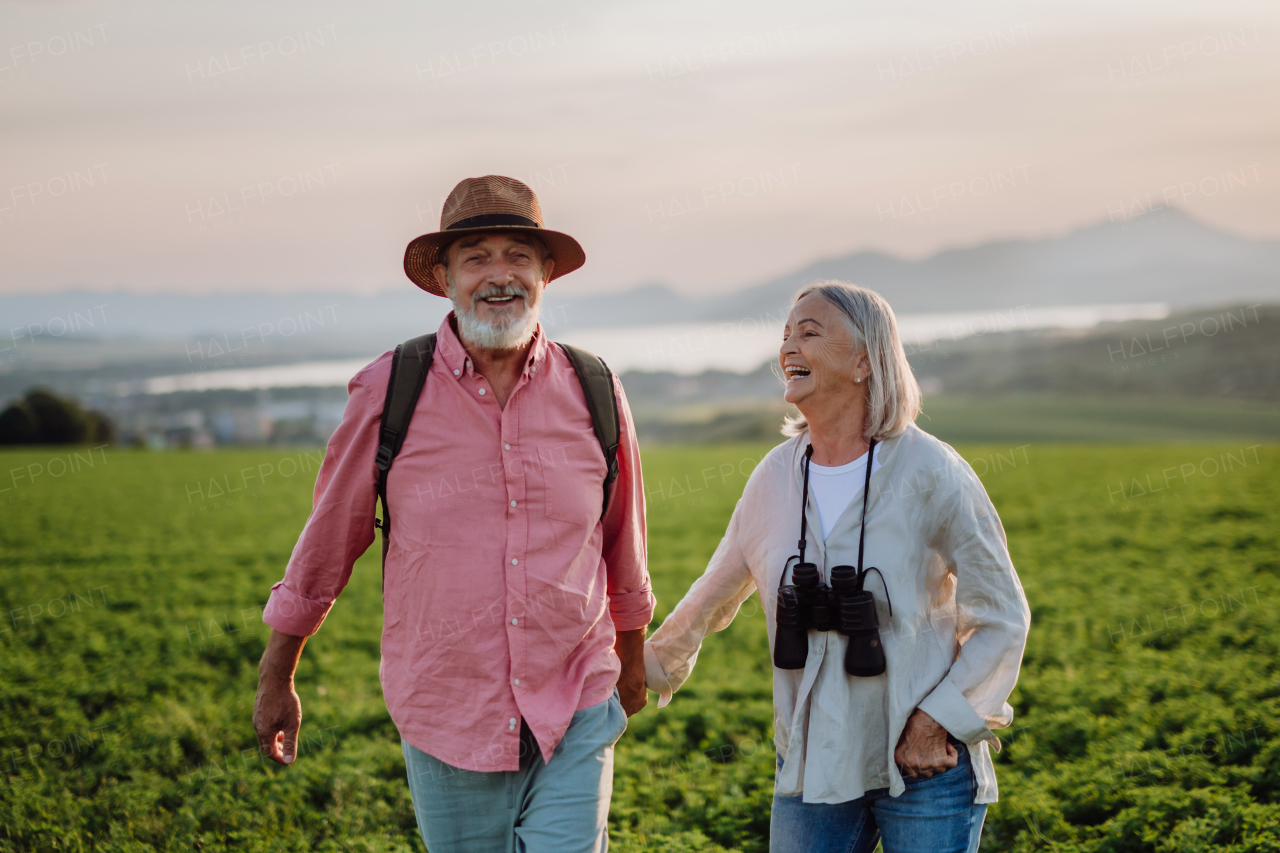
top-left (781, 281), bottom-right (922, 440)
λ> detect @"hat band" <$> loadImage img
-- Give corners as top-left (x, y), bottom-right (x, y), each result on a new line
top-left (446, 213), bottom-right (539, 230)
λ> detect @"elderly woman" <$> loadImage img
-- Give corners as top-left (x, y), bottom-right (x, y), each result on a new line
top-left (644, 282), bottom-right (1030, 853)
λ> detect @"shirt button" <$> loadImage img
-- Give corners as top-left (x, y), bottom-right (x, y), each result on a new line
top-left (511, 558), bottom-right (518, 565)
top-left (479, 388), bottom-right (486, 395)
top-left (509, 717), bottom-right (517, 725)
top-left (510, 500), bottom-right (517, 507)
top-left (511, 618), bottom-right (518, 625)
top-left (513, 678), bottom-right (520, 686)
top-left (453, 369), bottom-right (460, 376)
top-left (531, 366), bottom-right (537, 373)
top-left (504, 443), bottom-right (511, 450)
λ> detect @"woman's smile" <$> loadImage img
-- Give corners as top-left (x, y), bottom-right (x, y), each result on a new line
top-left (784, 363), bottom-right (812, 384)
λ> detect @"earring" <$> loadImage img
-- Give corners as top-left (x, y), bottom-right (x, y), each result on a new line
top-left (855, 377), bottom-right (862, 383)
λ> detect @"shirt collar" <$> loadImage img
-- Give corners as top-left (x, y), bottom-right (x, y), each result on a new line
top-left (522, 323), bottom-right (549, 378)
top-left (433, 312), bottom-right (549, 380)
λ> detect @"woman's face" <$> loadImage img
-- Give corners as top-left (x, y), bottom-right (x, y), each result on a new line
top-left (780, 292), bottom-right (867, 409)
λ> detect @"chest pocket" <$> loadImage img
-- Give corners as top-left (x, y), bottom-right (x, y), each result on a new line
top-left (542, 439), bottom-right (606, 526)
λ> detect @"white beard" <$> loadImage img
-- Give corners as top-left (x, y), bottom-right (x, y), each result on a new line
top-left (450, 280), bottom-right (542, 351)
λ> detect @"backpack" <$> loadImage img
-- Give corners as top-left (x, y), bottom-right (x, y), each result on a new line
top-left (372, 333), bottom-right (620, 574)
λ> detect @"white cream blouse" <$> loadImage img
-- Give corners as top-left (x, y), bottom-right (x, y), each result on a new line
top-left (644, 424), bottom-right (1031, 804)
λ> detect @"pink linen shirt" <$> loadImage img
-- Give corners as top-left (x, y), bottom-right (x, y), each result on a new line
top-left (263, 315), bottom-right (655, 772)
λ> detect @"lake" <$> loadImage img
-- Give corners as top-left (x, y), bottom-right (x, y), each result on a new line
top-left (142, 302), bottom-right (1170, 392)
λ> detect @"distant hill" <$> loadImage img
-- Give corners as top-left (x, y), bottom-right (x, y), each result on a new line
top-left (908, 302), bottom-right (1280, 401)
top-left (721, 208), bottom-right (1280, 318)
top-left (553, 206), bottom-right (1280, 325)
top-left (7, 208), bottom-right (1278, 338)
top-left (619, 303), bottom-right (1280, 406)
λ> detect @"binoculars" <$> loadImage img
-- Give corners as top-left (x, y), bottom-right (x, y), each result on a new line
top-left (775, 439), bottom-right (889, 677)
top-left (774, 560), bottom-right (887, 677)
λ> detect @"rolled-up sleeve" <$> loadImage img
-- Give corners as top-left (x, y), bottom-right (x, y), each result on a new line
top-left (600, 376), bottom-right (656, 632)
top-left (918, 467), bottom-right (1031, 746)
top-left (262, 355), bottom-right (387, 636)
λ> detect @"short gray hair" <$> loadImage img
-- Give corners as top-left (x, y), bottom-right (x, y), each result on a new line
top-left (781, 281), bottom-right (921, 440)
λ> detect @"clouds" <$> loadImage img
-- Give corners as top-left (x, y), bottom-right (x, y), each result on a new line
top-left (1, 0), bottom-right (1277, 297)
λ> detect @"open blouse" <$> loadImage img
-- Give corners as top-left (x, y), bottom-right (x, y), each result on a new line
top-left (644, 424), bottom-right (1030, 804)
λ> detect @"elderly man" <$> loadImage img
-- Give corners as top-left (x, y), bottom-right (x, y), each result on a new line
top-left (253, 175), bottom-right (655, 853)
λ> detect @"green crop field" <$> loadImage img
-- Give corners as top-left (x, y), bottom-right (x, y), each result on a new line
top-left (1, 441), bottom-right (1278, 852)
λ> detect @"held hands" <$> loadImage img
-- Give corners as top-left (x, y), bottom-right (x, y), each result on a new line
top-left (894, 709), bottom-right (958, 779)
top-left (613, 627), bottom-right (649, 716)
top-left (617, 665), bottom-right (648, 716)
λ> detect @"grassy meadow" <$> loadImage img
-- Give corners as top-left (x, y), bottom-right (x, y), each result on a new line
top-left (1, 441), bottom-right (1278, 851)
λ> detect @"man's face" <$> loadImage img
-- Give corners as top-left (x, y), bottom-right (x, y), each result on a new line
top-left (433, 232), bottom-right (555, 351)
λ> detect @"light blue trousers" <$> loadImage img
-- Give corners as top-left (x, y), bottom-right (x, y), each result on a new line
top-left (401, 691), bottom-right (627, 853)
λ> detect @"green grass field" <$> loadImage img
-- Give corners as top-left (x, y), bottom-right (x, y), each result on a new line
top-left (1, 442), bottom-right (1278, 852)
top-left (915, 396), bottom-right (1280, 445)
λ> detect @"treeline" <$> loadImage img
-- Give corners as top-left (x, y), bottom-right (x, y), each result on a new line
top-left (0, 388), bottom-right (115, 445)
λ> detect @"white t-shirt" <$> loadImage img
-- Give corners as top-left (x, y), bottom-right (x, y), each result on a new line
top-left (808, 450), bottom-right (884, 541)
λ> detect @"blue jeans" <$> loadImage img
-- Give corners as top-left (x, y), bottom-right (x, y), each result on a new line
top-left (401, 691), bottom-right (627, 853)
top-left (770, 740), bottom-right (986, 853)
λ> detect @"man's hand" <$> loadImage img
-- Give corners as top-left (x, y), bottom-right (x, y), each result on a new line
top-left (894, 709), bottom-right (958, 779)
top-left (254, 629), bottom-right (308, 766)
top-left (613, 627), bottom-right (648, 716)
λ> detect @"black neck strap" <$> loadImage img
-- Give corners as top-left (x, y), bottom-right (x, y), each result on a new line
top-left (797, 445), bottom-right (814, 565)
top-left (856, 438), bottom-right (877, 573)
top-left (799, 438), bottom-right (877, 565)
top-left (794, 437), bottom-right (892, 617)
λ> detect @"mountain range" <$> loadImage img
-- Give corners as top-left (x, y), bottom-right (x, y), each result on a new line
top-left (4, 207), bottom-right (1278, 343)
top-left (546, 206), bottom-right (1280, 327)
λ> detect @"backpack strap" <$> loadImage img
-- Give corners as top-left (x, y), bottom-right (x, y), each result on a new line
top-left (373, 335), bottom-right (619, 591)
top-left (557, 343), bottom-right (621, 517)
top-left (376, 333), bottom-right (436, 577)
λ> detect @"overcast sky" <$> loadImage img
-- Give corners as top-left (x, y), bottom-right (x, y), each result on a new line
top-left (2, 0), bottom-right (1277, 297)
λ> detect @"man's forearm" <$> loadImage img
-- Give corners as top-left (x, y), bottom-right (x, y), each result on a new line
top-left (614, 625), bottom-right (647, 715)
top-left (254, 629), bottom-right (309, 766)
top-left (259, 628), bottom-right (308, 684)
top-left (614, 626), bottom-right (645, 663)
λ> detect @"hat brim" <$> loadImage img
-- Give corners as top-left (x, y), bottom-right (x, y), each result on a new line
top-left (404, 226), bottom-right (585, 297)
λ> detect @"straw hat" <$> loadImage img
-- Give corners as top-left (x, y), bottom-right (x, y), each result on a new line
top-left (403, 175), bottom-right (586, 297)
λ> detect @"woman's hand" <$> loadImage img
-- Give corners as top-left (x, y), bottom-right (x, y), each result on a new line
top-left (894, 709), bottom-right (958, 779)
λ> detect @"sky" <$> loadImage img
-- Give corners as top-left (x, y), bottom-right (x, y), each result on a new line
top-left (2, 0), bottom-right (1278, 298)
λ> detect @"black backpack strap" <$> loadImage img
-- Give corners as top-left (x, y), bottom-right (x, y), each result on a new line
top-left (376, 333), bottom-right (436, 578)
top-left (557, 343), bottom-right (621, 517)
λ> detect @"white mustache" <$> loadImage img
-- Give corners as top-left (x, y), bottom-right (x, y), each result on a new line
top-left (473, 283), bottom-right (529, 305)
